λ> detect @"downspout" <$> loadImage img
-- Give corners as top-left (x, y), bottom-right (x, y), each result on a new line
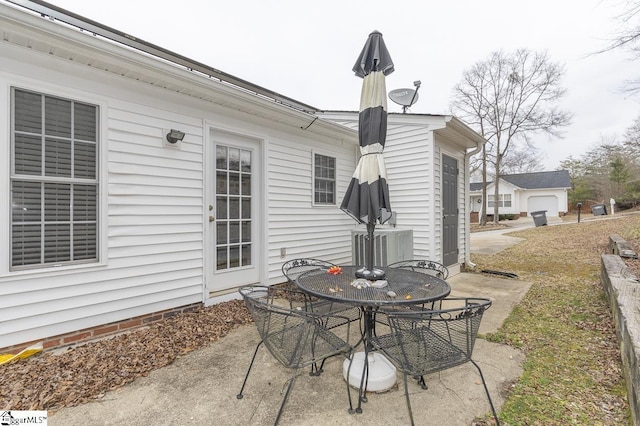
top-left (464, 138), bottom-right (485, 270)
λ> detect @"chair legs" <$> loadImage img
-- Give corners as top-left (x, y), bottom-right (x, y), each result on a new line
top-left (236, 340), bottom-right (263, 401)
top-left (399, 363), bottom-right (500, 426)
top-left (274, 372), bottom-right (299, 425)
top-left (401, 372), bottom-right (416, 426)
top-left (237, 340), bottom-right (354, 425)
top-left (470, 359), bottom-right (500, 426)
top-left (236, 340), bottom-right (298, 426)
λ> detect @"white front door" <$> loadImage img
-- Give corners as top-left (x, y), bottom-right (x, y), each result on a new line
top-left (206, 129), bottom-right (262, 293)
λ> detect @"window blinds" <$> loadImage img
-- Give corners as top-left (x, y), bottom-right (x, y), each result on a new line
top-left (11, 88), bottom-right (98, 268)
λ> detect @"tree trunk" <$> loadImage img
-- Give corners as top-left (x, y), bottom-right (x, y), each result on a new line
top-left (480, 145), bottom-right (488, 226)
top-left (493, 152), bottom-right (503, 225)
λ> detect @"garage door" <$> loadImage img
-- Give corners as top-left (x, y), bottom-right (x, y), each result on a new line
top-left (528, 195), bottom-right (558, 216)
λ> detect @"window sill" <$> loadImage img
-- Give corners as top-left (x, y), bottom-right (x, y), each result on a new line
top-left (0, 261), bottom-right (108, 280)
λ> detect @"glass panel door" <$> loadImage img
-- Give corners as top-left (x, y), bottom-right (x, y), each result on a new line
top-left (215, 145), bottom-right (252, 271)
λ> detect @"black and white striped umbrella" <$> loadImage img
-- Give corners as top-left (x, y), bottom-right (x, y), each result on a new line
top-left (340, 31), bottom-right (394, 280)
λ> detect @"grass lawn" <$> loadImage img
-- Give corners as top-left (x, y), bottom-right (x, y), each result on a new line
top-left (471, 214), bottom-right (639, 425)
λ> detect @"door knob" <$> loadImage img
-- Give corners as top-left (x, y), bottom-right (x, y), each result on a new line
top-left (209, 215), bottom-right (215, 222)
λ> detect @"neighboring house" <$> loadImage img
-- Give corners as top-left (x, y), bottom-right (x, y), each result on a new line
top-left (470, 170), bottom-right (571, 219)
top-left (319, 112), bottom-right (485, 276)
top-left (0, 1), bottom-right (485, 351)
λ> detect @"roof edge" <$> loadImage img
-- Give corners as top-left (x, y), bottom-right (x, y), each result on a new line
top-left (6, 0), bottom-right (319, 113)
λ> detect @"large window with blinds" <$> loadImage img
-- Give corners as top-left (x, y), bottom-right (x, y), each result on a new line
top-left (10, 88), bottom-right (99, 269)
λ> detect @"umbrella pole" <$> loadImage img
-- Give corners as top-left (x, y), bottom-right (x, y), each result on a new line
top-left (355, 222), bottom-right (384, 280)
top-left (366, 222), bottom-right (375, 273)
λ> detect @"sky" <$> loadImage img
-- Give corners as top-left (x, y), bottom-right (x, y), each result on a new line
top-left (41, 0), bottom-right (640, 170)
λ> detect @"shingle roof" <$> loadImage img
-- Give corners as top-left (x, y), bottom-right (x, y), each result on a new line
top-left (470, 182), bottom-right (484, 191)
top-left (471, 170), bottom-right (571, 191)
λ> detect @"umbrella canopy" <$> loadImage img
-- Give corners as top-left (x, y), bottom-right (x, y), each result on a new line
top-left (341, 31), bottom-right (394, 226)
top-left (341, 31), bottom-right (394, 279)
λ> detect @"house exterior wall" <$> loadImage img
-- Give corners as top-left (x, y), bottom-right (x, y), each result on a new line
top-left (385, 121), bottom-right (436, 259)
top-left (319, 112), bottom-right (479, 271)
top-left (319, 113), bottom-right (438, 260)
top-left (493, 183), bottom-right (520, 215)
top-left (266, 134), bottom-right (358, 281)
top-left (0, 9), bottom-right (358, 349)
top-left (0, 47), bottom-right (205, 348)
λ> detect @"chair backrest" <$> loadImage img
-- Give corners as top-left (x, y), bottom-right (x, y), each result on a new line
top-left (387, 297), bottom-right (491, 375)
top-left (239, 286), bottom-right (348, 369)
top-left (387, 259), bottom-right (449, 280)
top-left (281, 258), bottom-right (336, 283)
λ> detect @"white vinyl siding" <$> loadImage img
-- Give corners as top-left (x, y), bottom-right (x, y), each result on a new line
top-left (267, 138), bottom-right (357, 282)
top-left (11, 88), bottom-right (99, 270)
top-left (0, 6), bottom-right (364, 350)
top-left (0, 69), bottom-right (205, 348)
top-left (385, 122), bottom-right (436, 259)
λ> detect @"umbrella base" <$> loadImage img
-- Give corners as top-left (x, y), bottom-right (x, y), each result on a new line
top-left (355, 267), bottom-right (386, 280)
top-left (343, 352), bottom-right (396, 392)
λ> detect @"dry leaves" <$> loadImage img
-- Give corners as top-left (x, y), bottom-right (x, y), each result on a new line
top-left (0, 300), bottom-right (252, 412)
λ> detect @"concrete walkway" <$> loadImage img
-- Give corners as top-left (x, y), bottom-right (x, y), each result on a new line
top-left (49, 233), bottom-right (534, 425)
top-left (470, 215), bottom-right (563, 255)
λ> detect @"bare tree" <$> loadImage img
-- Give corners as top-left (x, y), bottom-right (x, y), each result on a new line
top-left (501, 144), bottom-right (544, 174)
top-left (451, 59), bottom-right (492, 225)
top-left (599, 0), bottom-right (640, 94)
top-left (605, 1), bottom-right (640, 50)
top-left (451, 49), bottom-right (572, 224)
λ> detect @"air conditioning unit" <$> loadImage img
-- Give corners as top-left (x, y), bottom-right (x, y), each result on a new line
top-left (351, 228), bottom-right (413, 267)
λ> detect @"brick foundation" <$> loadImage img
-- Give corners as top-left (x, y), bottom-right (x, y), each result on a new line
top-left (0, 302), bottom-right (203, 355)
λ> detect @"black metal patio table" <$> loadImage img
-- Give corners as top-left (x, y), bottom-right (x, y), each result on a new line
top-left (295, 265), bottom-right (451, 414)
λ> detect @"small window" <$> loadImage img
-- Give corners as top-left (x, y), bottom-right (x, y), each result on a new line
top-left (313, 153), bottom-right (336, 205)
top-left (11, 88), bottom-right (99, 269)
top-left (488, 194), bottom-right (511, 208)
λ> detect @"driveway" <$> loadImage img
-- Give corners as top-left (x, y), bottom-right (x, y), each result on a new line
top-left (470, 215), bottom-right (563, 255)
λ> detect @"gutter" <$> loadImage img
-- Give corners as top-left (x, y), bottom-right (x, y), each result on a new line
top-left (464, 132), bottom-right (485, 270)
top-left (5, 0), bottom-right (318, 114)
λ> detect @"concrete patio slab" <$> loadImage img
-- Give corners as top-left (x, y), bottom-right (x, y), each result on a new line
top-left (49, 273), bottom-right (529, 426)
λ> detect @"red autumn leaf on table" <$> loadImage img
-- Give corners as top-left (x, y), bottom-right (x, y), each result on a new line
top-left (328, 266), bottom-right (342, 275)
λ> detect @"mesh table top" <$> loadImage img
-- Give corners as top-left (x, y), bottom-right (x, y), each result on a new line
top-left (296, 266), bottom-right (451, 307)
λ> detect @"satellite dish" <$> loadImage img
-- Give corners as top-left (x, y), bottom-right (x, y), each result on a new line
top-left (389, 88), bottom-right (419, 107)
top-left (388, 81), bottom-right (421, 113)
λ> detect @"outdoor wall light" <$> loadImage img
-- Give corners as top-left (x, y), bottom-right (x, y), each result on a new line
top-left (166, 129), bottom-right (185, 144)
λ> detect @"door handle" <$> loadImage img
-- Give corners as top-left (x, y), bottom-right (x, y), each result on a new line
top-left (209, 215), bottom-right (215, 222)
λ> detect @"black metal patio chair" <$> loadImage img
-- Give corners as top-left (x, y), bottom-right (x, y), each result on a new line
top-left (387, 259), bottom-right (449, 280)
top-left (281, 258), bottom-right (361, 330)
top-left (374, 260), bottom-right (449, 328)
top-left (236, 285), bottom-right (355, 425)
top-left (370, 297), bottom-right (500, 426)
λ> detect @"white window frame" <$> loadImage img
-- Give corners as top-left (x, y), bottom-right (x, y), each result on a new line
top-left (312, 152), bottom-right (337, 206)
top-left (488, 194), bottom-right (512, 208)
top-left (10, 87), bottom-right (100, 271)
